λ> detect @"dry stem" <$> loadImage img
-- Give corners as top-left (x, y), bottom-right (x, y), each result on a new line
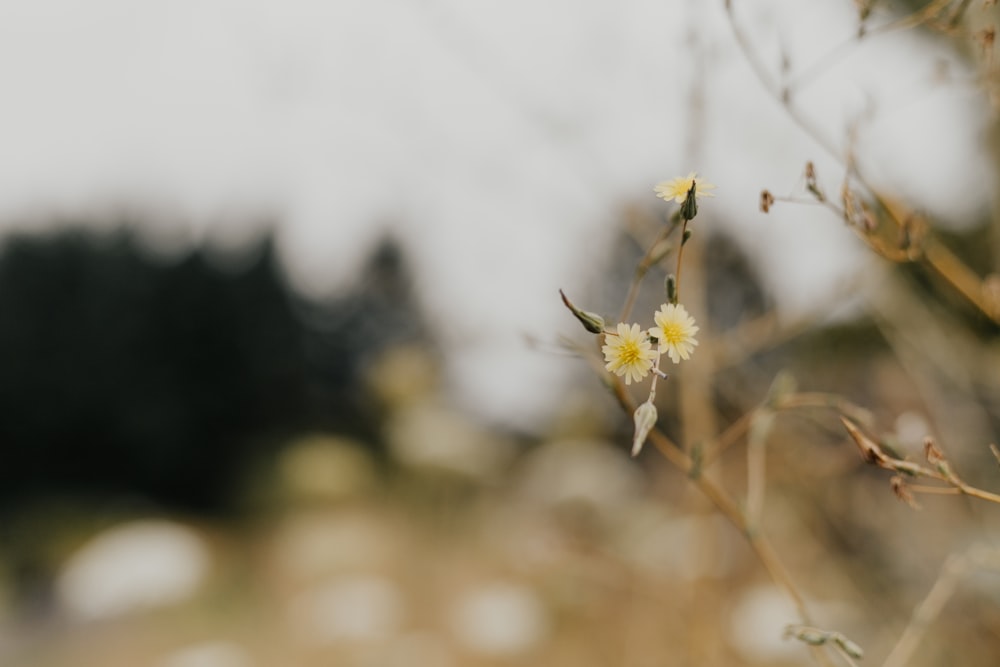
top-left (607, 378), bottom-right (833, 667)
top-left (618, 215), bottom-right (681, 324)
top-left (724, 0), bottom-right (1000, 325)
top-left (875, 545), bottom-right (1000, 667)
top-left (841, 418), bottom-right (1000, 505)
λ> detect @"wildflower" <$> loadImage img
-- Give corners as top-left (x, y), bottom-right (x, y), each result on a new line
top-left (650, 303), bottom-right (699, 364)
top-left (631, 400), bottom-right (658, 457)
top-left (602, 322), bottom-right (657, 385)
top-left (654, 172), bottom-right (716, 204)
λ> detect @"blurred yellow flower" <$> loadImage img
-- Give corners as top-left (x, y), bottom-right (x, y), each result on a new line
top-left (654, 172), bottom-right (716, 204)
top-left (602, 322), bottom-right (657, 385)
top-left (650, 303), bottom-right (699, 364)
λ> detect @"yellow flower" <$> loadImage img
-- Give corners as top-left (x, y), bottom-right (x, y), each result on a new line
top-left (602, 322), bottom-right (657, 385)
top-left (650, 303), bottom-right (699, 364)
top-left (654, 172), bottom-right (716, 204)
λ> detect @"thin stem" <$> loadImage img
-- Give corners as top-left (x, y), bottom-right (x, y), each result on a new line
top-left (922, 236), bottom-right (1000, 325)
top-left (700, 408), bottom-right (754, 467)
top-left (784, 34), bottom-right (862, 94)
top-left (907, 484), bottom-right (961, 496)
top-left (722, 0), bottom-right (843, 164)
top-left (773, 195), bottom-right (834, 208)
top-left (952, 481), bottom-right (1000, 505)
top-left (745, 411), bottom-right (771, 530)
top-left (773, 392), bottom-right (875, 426)
top-left (880, 553), bottom-right (965, 667)
top-left (618, 220), bottom-right (679, 323)
top-left (726, 0), bottom-right (1000, 325)
top-left (609, 379), bottom-right (819, 630)
top-left (842, 418), bottom-right (1000, 506)
top-left (647, 351), bottom-right (663, 403)
top-left (674, 220), bottom-right (689, 302)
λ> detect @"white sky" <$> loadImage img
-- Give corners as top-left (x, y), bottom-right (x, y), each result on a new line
top-left (0, 0), bottom-right (993, 428)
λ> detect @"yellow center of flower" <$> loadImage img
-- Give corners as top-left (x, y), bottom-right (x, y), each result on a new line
top-left (659, 323), bottom-right (685, 345)
top-left (618, 340), bottom-right (644, 364)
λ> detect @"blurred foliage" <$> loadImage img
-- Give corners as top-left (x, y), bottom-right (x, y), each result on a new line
top-left (0, 227), bottom-right (426, 513)
top-left (3, 210), bottom-right (1000, 666)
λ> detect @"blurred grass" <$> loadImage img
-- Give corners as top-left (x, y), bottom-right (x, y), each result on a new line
top-left (4, 309), bottom-right (1000, 667)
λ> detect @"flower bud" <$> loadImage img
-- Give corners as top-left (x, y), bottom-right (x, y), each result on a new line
top-left (632, 400), bottom-right (658, 457)
top-left (665, 274), bottom-right (677, 305)
top-left (680, 182), bottom-right (699, 221)
top-left (559, 289), bottom-right (606, 334)
top-left (793, 629), bottom-right (827, 646)
top-left (835, 635), bottom-right (864, 660)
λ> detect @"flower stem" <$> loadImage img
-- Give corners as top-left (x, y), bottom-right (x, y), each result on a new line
top-left (607, 376), bottom-right (820, 632)
top-left (674, 220), bottom-right (689, 303)
top-left (618, 217), bottom-right (680, 323)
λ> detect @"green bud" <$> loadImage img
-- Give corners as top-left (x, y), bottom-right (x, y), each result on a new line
top-left (680, 182), bottom-right (698, 221)
top-left (682, 229), bottom-right (692, 246)
top-left (835, 635), bottom-right (864, 660)
top-left (796, 630), bottom-right (828, 646)
top-left (785, 625), bottom-right (828, 646)
top-left (665, 274), bottom-right (677, 305)
top-left (559, 289), bottom-right (605, 334)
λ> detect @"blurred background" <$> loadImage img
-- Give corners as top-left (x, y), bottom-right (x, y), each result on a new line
top-left (2, 1), bottom-right (1000, 665)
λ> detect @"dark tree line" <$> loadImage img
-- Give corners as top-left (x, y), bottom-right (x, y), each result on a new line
top-left (0, 226), bottom-right (426, 513)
